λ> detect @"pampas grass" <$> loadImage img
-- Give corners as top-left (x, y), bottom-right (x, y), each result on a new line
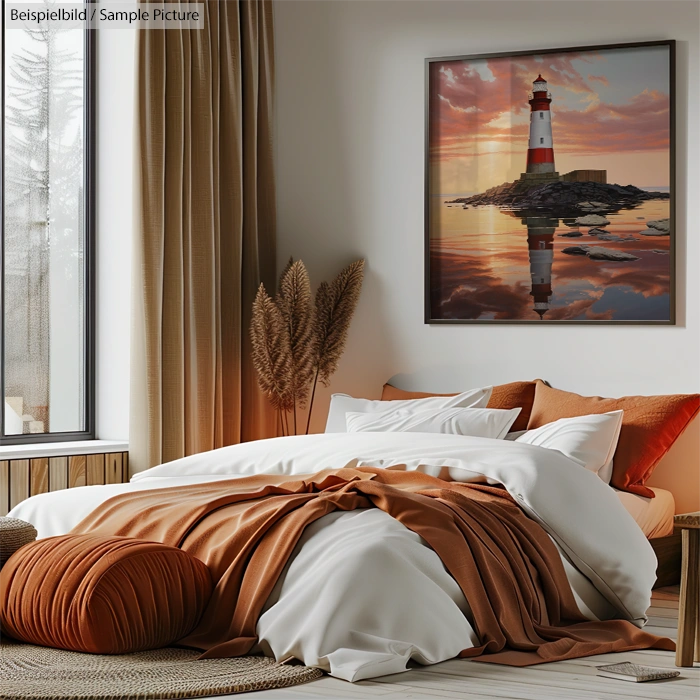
top-left (305, 259), bottom-right (365, 433)
top-left (250, 259), bottom-right (365, 435)
top-left (276, 260), bottom-right (315, 434)
top-left (250, 285), bottom-right (294, 432)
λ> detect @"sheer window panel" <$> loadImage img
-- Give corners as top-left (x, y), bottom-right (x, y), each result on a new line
top-left (2, 0), bottom-right (93, 440)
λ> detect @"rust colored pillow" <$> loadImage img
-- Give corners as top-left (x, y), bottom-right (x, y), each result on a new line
top-left (381, 381), bottom-right (537, 432)
top-left (0, 534), bottom-right (212, 654)
top-left (528, 380), bottom-right (700, 498)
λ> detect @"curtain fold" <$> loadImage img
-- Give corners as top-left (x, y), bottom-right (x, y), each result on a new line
top-left (130, 1), bottom-right (277, 474)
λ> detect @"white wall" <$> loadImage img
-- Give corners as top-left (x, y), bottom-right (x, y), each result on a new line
top-left (275, 0), bottom-right (700, 432)
top-left (95, 25), bottom-right (136, 440)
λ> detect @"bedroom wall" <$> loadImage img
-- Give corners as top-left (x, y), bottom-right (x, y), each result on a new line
top-left (274, 1), bottom-right (700, 421)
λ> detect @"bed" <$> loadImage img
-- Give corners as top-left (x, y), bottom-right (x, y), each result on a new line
top-left (616, 487), bottom-right (675, 539)
top-left (4, 382), bottom-right (697, 682)
top-left (614, 486), bottom-right (680, 588)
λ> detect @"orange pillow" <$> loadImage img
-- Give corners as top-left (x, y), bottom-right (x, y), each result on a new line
top-left (0, 534), bottom-right (212, 654)
top-left (381, 381), bottom-right (537, 433)
top-left (527, 380), bottom-right (700, 498)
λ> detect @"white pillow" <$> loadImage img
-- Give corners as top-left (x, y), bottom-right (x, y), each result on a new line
top-left (515, 410), bottom-right (624, 482)
top-left (324, 387), bottom-right (493, 433)
top-left (345, 406), bottom-right (522, 439)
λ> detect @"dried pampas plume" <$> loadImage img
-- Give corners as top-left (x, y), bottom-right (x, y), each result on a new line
top-left (250, 284), bottom-right (293, 417)
top-left (276, 260), bottom-right (315, 433)
top-left (251, 259), bottom-right (365, 435)
top-left (312, 259), bottom-right (365, 386)
top-left (305, 259), bottom-right (365, 433)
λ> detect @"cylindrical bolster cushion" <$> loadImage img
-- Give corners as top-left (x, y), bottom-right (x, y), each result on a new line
top-left (0, 534), bottom-right (212, 654)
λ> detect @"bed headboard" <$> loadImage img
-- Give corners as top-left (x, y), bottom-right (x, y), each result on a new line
top-left (646, 415), bottom-right (699, 514)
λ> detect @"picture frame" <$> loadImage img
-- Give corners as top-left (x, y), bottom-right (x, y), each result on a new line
top-left (425, 40), bottom-right (676, 324)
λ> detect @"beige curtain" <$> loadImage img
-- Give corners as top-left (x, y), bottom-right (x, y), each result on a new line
top-left (130, 1), bottom-right (277, 473)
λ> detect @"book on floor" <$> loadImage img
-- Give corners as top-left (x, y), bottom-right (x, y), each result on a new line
top-left (596, 662), bottom-right (681, 683)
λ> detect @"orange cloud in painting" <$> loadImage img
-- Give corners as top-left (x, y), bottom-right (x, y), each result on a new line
top-left (553, 90), bottom-right (670, 154)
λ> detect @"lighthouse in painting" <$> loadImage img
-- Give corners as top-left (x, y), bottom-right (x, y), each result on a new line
top-left (526, 75), bottom-right (556, 174)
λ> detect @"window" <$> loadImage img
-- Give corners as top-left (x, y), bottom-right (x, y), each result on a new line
top-left (539, 112), bottom-right (544, 119)
top-left (540, 137), bottom-right (544, 144)
top-left (1, 2), bottom-right (94, 443)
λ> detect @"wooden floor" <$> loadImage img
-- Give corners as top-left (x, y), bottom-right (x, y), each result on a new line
top-left (211, 586), bottom-right (699, 700)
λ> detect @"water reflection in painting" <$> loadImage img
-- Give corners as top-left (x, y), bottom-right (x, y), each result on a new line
top-left (430, 199), bottom-right (670, 321)
top-left (427, 43), bottom-right (673, 323)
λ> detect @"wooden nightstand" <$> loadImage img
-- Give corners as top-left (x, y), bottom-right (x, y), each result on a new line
top-left (674, 511), bottom-right (699, 667)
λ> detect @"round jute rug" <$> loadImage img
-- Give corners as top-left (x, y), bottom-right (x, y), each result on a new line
top-left (0, 640), bottom-right (323, 700)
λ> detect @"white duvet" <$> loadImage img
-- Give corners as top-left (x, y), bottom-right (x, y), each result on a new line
top-left (9, 432), bottom-right (657, 682)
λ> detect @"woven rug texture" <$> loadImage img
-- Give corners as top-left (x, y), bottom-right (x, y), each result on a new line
top-left (0, 640), bottom-right (323, 699)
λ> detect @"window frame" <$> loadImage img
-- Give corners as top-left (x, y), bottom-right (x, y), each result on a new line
top-left (0, 6), bottom-right (95, 444)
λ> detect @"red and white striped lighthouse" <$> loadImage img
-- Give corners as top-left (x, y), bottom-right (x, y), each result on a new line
top-left (526, 75), bottom-right (555, 175)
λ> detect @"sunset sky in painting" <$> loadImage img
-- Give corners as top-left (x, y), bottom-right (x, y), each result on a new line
top-left (429, 45), bottom-right (671, 194)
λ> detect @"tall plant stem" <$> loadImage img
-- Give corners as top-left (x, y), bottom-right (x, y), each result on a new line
top-left (305, 368), bottom-right (320, 435)
top-left (293, 398), bottom-right (297, 436)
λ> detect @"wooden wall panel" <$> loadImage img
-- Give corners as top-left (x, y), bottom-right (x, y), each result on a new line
top-left (87, 454), bottom-right (105, 485)
top-left (0, 452), bottom-right (127, 513)
top-left (49, 457), bottom-right (68, 491)
top-left (30, 458), bottom-right (49, 496)
top-left (0, 461), bottom-right (9, 516)
top-left (105, 453), bottom-right (123, 484)
top-left (9, 460), bottom-right (30, 510)
top-left (68, 455), bottom-right (86, 488)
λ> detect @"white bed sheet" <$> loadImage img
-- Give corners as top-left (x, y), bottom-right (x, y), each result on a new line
top-left (9, 432), bottom-right (657, 682)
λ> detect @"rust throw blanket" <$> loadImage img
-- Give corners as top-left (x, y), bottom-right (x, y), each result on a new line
top-left (72, 467), bottom-right (673, 665)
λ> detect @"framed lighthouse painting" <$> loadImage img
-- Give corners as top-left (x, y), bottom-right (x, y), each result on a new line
top-left (425, 40), bottom-right (675, 324)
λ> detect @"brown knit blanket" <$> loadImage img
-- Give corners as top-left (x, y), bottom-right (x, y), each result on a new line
top-left (72, 467), bottom-right (673, 665)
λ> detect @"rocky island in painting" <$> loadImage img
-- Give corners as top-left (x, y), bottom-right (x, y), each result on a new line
top-left (427, 42), bottom-right (673, 322)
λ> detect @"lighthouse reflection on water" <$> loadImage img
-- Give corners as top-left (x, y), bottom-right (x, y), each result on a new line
top-left (524, 216), bottom-right (556, 320)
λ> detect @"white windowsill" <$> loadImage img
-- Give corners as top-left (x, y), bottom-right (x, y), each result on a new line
top-left (0, 440), bottom-right (128, 461)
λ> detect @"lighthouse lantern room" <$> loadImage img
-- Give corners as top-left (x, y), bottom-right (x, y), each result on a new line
top-left (526, 75), bottom-right (556, 175)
